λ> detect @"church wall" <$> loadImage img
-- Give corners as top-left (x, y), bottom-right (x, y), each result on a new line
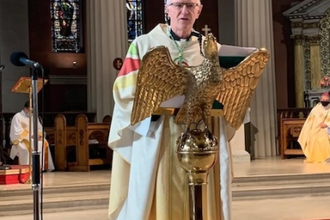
top-left (218, 0), bottom-right (235, 45)
top-left (194, 0), bottom-right (219, 39)
top-left (28, 0), bottom-right (87, 112)
top-left (272, 0), bottom-right (297, 108)
top-left (144, 0), bottom-right (164, 33)
top-left (0, 0), bottom-right (30, 112)
top-left (40, 84), bottom-right (87, 112)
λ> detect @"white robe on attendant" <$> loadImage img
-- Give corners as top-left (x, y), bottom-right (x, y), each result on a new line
top-left (9, 110), bottom-right (55, 171)
top-left (108, 24), bottom-right (256, 220)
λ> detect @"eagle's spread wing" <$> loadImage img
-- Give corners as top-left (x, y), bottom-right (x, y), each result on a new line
top-left (131, 46), bottom-right (188, 125)
top-left (216, 48), bottom-right (270, 129)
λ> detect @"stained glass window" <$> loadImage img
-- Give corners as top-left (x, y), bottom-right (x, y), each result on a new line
top-left (126, 0), bottom-right (143, 42)
top-left (164, 0), bottom-right (169, 23)
top-left (50, 0), bottom-right (83, 53)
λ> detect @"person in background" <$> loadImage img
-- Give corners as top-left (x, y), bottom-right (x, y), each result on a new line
top-left (9, 101), bottom-right (55, 171)
top-left (298, 92), bottom-right (330, 163)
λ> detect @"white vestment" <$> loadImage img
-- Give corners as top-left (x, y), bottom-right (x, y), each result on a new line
top-left (9, 110), bottom-right (55, 171)
top-left (108, 23), bottom-right (256, 220)
top-left (298, 103), bottom-right (330, 162)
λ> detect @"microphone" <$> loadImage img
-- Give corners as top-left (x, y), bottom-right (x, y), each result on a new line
top-left (10, 52), bottom-right (42, 69)
top-left (0, 65), bottom-right (4, 70)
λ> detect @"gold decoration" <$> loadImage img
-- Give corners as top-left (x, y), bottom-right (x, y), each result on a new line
top-left (176, 128), bottom-right (218, 185)
top-left (302, 22), bottom-right (319, 29)
top-left (131, 33), bottom-right (270, 129)
top-left (319, 9), bottom-right (330, 76)
top-left (293, 35), bottom-right (304, 45)
top-left (291, 22), bottom-right (303, 28)
top-left (305, 35), bottom-right (321, 46)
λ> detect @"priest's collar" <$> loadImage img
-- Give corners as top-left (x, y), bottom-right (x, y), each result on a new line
top-left (169, 29), bottom-right (200, 41)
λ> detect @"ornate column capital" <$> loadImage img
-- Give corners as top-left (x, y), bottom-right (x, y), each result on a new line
top-left (305, 35), bottom-right (322, 45)
top-left (302, 21), bottom-right (320, 38)
top-left (289, 18), bottom-right (303, 36)
top-left (291, 21), bottom-right (303, 28)
top-left (302, 22), bottom-right (319, 29)
top-left (293, 35), bottom-right (304, 45)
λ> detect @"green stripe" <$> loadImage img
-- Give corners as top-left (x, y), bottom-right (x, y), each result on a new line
top-left (128, 43), bottom-right (138, 56)
top-left (212, 101), bottom-right (224, 110)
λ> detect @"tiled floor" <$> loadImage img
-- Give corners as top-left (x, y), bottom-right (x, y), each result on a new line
top-left (2, 157), bottom-right (330, 220)
top-left (233, 156), bottom-right (330, 177)
top-left (0, 169), bottom-right (111, 191)
top-left (232, 196), bottom-right (330, 220)
top-left (3, 195), bottom-right (330, 220)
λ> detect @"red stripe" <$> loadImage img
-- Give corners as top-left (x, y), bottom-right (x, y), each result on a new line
top-left (118, 58), bottom-right (140, 77)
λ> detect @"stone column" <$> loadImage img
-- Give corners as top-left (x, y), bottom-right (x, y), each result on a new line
top-left (309, 36), bottom-right (322, 89)
top-left (235, 0), bottom-right (277, 157)
top-left (229, 124), bottom-right (250, 162)
top-left (228, 109), bottom-right (251, 162)
top-left (293, 35), bottom-right (305, 107)
top-left (86, 0), bottom-right (128, 122)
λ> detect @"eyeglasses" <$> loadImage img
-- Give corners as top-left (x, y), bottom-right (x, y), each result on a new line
top-left (168, 2), bottom-right (200, 11)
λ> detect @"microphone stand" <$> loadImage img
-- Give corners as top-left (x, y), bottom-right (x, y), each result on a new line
top-left (0, 65), bottom-right (11, 170)
top-left (31, 65), bottom-right (42, 220)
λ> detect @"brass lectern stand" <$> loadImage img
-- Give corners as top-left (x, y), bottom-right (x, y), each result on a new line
top-left (154, 108), bottom-right (223, 220)
top-left (11, 76), bottom-right (48, 183)
top-left (129, 33), bottom-right (270, 220)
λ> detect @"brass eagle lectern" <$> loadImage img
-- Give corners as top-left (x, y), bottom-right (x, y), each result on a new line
top-left (131, 33), bottom-right (270, 220)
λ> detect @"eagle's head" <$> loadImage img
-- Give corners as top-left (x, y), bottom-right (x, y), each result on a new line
top-left (203, 33), bottom-right (218, 59)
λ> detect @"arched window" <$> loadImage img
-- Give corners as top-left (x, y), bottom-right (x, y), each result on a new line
top-left (51, 0), bottom-right (83, 53)
top-left (126, 0), bottom-right (143, 42)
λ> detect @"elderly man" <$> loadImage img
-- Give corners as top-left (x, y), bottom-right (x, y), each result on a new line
top-left (9, 101), bottom-right (54, 171)
top-left (298, 92), bottom-right (330, 163)
top-left (108, 0), bottom-right (257, 219)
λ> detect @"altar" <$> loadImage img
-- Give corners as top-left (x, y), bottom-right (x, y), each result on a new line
top-left (283, 1), bottom-right (330, 107)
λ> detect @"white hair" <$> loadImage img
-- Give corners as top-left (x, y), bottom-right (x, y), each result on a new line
top-left (166, 0), bottom-right (201, 5)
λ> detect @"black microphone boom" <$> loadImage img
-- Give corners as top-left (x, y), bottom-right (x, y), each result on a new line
top-left (10, 52), bottom-right (42, 69)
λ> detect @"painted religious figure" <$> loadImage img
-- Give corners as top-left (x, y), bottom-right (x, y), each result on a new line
top-left (51, 0), bottom-right (82, 52)
top-left (58, 0), bottom-right (75, 38)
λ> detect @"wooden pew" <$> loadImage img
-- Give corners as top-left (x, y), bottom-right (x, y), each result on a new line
top-left (2, 112), bottom-right (96, 160)
top-left (277, 108), bottom-right (311, 159)
top-left (54, 114), bottom-right (112, 171)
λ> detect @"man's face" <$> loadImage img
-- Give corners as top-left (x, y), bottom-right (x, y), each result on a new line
top-left (320, 95), bottom-right (330, 102)
top-left (23, 107), bottom-right (33, 115)
top-left (166, 0), bottom-right (202, 34)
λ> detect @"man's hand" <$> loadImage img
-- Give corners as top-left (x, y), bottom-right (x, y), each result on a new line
top-left (38, 135), bottom-right (42, 141)
top-left (320, 122), bottom-right (328, 128)
top-left (31, 135), bottom-right (43, 141)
